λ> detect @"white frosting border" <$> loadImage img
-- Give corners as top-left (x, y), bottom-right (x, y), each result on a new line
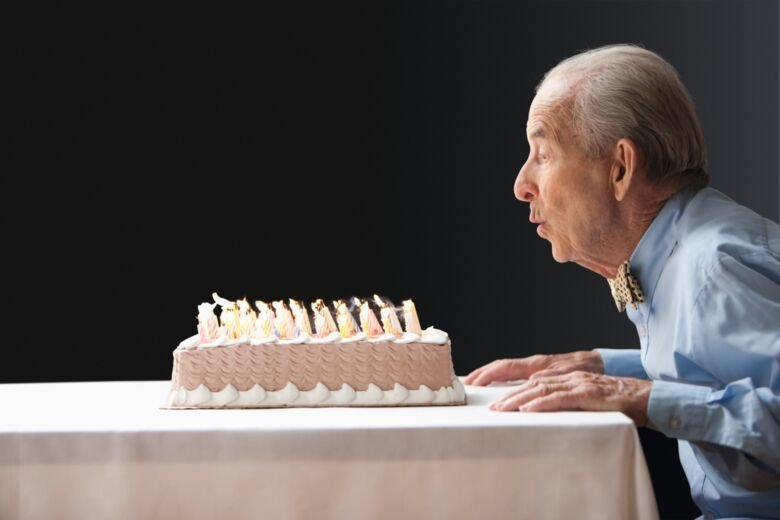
top-left (177, 327), bottom-right (449, 351)
top-left (164, 378), bottom-right (466, 408)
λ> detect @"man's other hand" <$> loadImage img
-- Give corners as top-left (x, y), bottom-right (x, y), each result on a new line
top-left (463, 351), bottom-right (605, 386)
top-left (489, 370), bottom-right (651, 425)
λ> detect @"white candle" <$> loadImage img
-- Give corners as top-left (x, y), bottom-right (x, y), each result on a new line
top-left (212, 293), bottom-right (239, 339)
top-left (197, 302), bottom-right (220, 341)
top-left (374, 294), bottom-right (403, 337)
top-left (402, 299), bottom-right (422, 335)
top-left (254, 301), bottom-right (275, 338)
top-left (334, 300), bottom-right (359, 338)
top-left (237, 299), bottom-right (256, 337)
top-left (272, 301), bottom-right (297, 338)
top-left (289, 299), bottom-right (313, 336)
top-left (357, 298), bottom-right (383, 338)
top-left (311, 299), bottom-right (337, 337)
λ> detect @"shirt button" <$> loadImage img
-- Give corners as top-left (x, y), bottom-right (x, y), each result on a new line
top-left (638, 326), bottom-right (647, 337)
top-left (669, 416), bottom-right (681, 430)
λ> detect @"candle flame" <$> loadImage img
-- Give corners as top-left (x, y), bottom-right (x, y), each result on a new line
top-left (198, 294), bottom-right (425, 341)
top-left (237, 298), bottom-right (253, 314)
top-left (212, 292), bottom-right (234, 309)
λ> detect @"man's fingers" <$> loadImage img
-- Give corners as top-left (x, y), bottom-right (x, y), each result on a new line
top-left (463, 362), bottom-right (492, 385)
top-left (463, 359), bottom-right (503, 385)
top-left (467, 360), bottom-right (520, 386)
top-left (527, 370), bottom-right (589, 387)
top-left (491, 382), bottom-right (570, 411)
top-left (490, 372), bottom-right (591, 411)
top-left (517, 391), bottom-right (578, 412)
top-left (462, 367), bottom-right (484, 385)
top-left (528, 368), bottom-right (568, 381)
top-left (467, 352), bottom-right (604, 387)
top-left (469, 365), bottom-right (507, 386)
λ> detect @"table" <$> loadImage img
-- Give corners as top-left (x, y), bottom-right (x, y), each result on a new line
top-left (0, 380), bottom-right (658, 519)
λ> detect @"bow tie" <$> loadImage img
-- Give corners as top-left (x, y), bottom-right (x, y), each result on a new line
top-left (607, 261), bottom-right (645, 312)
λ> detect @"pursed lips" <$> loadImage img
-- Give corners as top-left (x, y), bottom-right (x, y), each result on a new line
top-left (529, 205), bottom-right (542, 224)
top-left (529, 211), bottom-right (546, 236)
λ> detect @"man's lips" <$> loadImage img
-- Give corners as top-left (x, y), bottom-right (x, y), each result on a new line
top-left (530, 217), bottom-right (547, 237)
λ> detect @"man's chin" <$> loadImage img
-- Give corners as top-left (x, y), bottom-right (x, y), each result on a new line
top-left (549, 243), bottom-right (569, 263)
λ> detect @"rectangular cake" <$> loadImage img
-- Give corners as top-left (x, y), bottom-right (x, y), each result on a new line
top-left (165, 294), bottom-right (466, 408)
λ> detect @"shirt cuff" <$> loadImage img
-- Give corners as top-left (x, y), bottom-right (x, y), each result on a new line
top-left (593, 348), bottom-right (648, 379)
top-left (647, 380), bottom-right (711, 437)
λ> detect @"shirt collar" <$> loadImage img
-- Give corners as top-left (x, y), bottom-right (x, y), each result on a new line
top-left (628, 189), bottom-right (694, 307)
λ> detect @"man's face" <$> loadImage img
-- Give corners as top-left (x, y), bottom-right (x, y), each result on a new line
top-left (514, 95), bottom-right (616, 268)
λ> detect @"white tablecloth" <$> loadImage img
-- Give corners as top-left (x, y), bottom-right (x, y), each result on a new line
top-left (0, 380), bottom-right (658, 520)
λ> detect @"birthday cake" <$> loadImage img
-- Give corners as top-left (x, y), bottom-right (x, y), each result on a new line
top-left (164, 294), bottom-right (466, 408)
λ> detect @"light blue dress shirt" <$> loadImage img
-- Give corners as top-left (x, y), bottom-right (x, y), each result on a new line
top-left (596, 187), bottom-right (780, 520)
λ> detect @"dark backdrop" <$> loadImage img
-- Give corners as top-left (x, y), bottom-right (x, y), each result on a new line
top-left (5, 1), bottom-right (778, 518)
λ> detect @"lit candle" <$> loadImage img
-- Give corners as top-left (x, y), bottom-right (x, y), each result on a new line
top-left (197, 302), bottom-right (220, 342)
top-left (272, 300), bottom-right (297, 339)
top-left (373, 294), bottom-right (403, 337)
top-left (236, 298), bottom-right (256, 337)
top-left (311, 299), bottom-right (337, 337)
top-left (402, 299), bottom-right (422, 335)
top-left (334, 299), bottom-right (359, 338)
top-left (254, 301), bottom-right (276, 338)
top-left (213, 292), bottom-right (239, 339)
top-left (355, 297), bottom-right (383, 338)
top-left (289, 299), bottom-right (313, 336)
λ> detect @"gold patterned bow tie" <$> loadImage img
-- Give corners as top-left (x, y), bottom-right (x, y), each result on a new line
top-left (607, 261), bottom-right (645, 312)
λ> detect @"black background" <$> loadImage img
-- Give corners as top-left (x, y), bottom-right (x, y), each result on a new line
top-left (5, 1), bottom-right (778, 518)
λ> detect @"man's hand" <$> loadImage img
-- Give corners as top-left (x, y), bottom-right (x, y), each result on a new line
top-left (463, 351), bottom-right (605, 386)
top-left (489, 371), bottom-right (652, 425)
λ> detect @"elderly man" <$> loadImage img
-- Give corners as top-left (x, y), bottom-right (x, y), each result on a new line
top-left (464, 45), bottom-right (780, 519)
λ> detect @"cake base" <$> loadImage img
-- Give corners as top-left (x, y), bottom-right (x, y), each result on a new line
top-left (165, 338), bottom-right (466, 409)
top-left (163, 378), bottom-right (466, 409)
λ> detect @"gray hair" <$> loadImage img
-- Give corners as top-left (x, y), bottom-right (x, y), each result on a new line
top-left (538, 44), bottom-right (709, 190)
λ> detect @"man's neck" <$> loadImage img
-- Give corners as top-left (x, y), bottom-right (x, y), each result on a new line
top-left (580, 185), bottom-right (676, 279)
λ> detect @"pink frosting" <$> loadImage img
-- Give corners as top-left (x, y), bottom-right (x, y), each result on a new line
top-left (171, 340), bottom-right (456, 392)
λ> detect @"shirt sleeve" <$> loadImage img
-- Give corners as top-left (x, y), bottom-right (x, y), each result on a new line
top-left (648, 378), bottom-right (780, 489)
top-left (594, 348), bottom-right (649, 379)
top-left (647, 252), bottom-right (780, 487)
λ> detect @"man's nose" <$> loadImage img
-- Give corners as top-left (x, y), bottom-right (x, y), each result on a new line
top-left (514, 162), bottom-right (538, 202)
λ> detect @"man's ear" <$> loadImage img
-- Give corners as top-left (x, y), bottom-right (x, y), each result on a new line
top-left (610, 138), bottom-right (639, 202)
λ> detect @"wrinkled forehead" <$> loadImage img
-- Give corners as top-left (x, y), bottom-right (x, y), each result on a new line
top-left (527, 99), bottom-right (565, 144)
top-left (527, 78), bottom-right (576, 142)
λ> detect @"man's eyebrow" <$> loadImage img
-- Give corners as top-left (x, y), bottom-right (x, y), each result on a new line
top-left (528, 127), bottom-right (546, 140)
